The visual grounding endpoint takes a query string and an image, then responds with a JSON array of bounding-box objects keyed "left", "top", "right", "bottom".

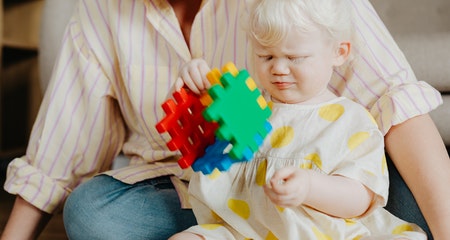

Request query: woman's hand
[{"left": 175, "top": 58, "right": 211, "bottom": 94}]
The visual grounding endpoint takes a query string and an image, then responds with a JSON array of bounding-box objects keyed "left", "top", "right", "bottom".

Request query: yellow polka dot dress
[{"left": 186, "top": 97, "right": 426, "bottom": 240}]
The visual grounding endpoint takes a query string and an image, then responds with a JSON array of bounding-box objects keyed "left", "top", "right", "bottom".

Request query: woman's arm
[
  {"left": 1, "top": 196, "right": 52, "bottom": 240},
  {"left": 385, "top": 114, "right": 450, "bottom": 239}
]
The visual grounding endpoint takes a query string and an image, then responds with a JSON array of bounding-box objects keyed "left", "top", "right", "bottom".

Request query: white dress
[{"left": 186, "top": 97, "right": 426, "bottom": 240}]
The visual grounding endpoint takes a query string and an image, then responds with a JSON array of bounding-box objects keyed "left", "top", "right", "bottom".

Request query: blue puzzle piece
[{"left": 192, "top": 139, "right": 239, "bottom": 174}]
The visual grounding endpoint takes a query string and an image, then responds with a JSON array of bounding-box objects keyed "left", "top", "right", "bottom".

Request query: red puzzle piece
[{"left": 155, "top": 88, "right": 218, "bottom": 168}]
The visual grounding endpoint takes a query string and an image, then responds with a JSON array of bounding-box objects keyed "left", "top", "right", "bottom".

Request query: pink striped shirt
[{"left": 4, "top": 0, "right": 442, "bottom": 213}]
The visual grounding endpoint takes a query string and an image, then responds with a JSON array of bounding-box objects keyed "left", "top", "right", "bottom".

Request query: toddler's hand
[
  {"left": 263, "top": 167, "right": 311, "bottom": 208},
  {"left": 175, "top": 58, "right": 211, "bottom": 94}
]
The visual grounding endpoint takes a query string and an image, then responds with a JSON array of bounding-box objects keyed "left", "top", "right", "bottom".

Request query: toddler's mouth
[{"left": 272, "top": 81, "right": 294, "bottom": 90}]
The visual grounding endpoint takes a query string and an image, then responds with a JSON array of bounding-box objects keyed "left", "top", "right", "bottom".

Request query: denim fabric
[
  {"left": 385, "top": 155, "right": 432, "bottom": 239},
  {"left": 63, "top": 175, "right": 197, "bottom": 240},
  {"left": 64, "top": 160, "right": 432, "bottom": 239}
]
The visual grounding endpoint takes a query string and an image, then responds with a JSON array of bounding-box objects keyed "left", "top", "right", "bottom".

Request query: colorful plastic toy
[
  {"left": 191, "top": 138, "right": 234, "bottom": 174},
  {"left": 155, "top": 62, "right": 272, "bottom": 174},
  {"left": 155, "top": 88, "right": 218, "bottom": 169},
  {"left": 203, "top": 63, "right": 272, "bottom": 161}
]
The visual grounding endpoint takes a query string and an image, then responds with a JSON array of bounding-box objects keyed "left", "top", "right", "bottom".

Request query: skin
[
  {"left": 254, "top": 29, "right": 375, "bottom": 216},
  {"left": 4, "top": 1, "right": 450, "bottom": 239},
  {"left": 175, "top": 59, "right": 211, "bottom": 95},
  {"left": 252, "top": 29, "right": 347, "bottom": 105},
  {"left": 173, "top": 23, "right": 450, "bottom": 239},
  {"left": 385, "top": 114, "right": 450, "bottom": 239},
  {"left": 0, "top": 196, "right": 52, "bottom": 240},
  {"left": 0, "top": 1, "right": 203, "bottom": 239},
  {"left": 171, "top": 28, "right": 376, "bottom": 240}
]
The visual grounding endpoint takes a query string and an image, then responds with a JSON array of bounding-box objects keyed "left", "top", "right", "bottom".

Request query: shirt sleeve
[
  {"left": 3, "top": 3, "right": 125, "bottom": 213},
  {"left": 330, "top": 0, "right": 443, "bottom": 135}
]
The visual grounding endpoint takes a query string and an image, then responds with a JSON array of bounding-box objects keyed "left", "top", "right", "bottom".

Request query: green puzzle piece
[{"left": 203, "top": 67, "right": 272, "bottom": 161}]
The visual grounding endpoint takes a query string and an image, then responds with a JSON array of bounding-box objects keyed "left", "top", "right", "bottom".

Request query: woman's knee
[
  {"left": 63, "top": 175, "right": 197, "bottom": 240},
  {"left": 63, "top": 175, "right": 120, "bottom": 239}
]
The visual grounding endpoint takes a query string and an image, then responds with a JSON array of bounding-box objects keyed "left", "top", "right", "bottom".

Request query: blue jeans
[
  {"left": 385, "top": 155, "right": 432, "bottom": 239},
  {"left": 64, "top": 159, "right": 432, "bottom": 239},
  {"left": 63, "top": 175, "right": 197, "bottom": 240}
]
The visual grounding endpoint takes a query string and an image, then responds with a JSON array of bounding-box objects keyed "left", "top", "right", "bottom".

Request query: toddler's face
[{"left": 253, "top": 29, "right": 341, "bottom": 104}]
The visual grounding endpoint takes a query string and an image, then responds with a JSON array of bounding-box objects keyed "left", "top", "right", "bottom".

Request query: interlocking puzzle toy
[
  {"left": 155, "top": 88, "right": 218, "bottom": 169},
  {"left": 199, "top": 63, "right": 272, "bottom": 167},
  {"left": 155, "top": 62, "right": 272, "bottom": 174},
  {"left": 191, "top": 138, "right": 234, "bottom": 174}
]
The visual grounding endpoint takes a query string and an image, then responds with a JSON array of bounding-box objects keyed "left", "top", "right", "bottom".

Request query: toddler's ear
[{"left": 333, "top": 42, "right": 351, "bottom": 66}]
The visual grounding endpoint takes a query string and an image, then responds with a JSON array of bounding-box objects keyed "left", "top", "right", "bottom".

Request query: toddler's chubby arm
[
  {"left": 264, "top": 167, "right": 374, "bottom": 219},
  {"left": 175, "top": 58, "right": 212, "bottom": 95}
]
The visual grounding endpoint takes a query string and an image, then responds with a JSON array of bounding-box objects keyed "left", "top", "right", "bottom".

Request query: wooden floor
[{"left": 0, "top": 181, "right": 68, "bottom": 239}]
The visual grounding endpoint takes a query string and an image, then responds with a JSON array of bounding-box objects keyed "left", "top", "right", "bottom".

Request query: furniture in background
[
  {"left": 0, "top": 2, "right": 67, "bottom": 239},
  {"left": 371, "top": 0, "right": 450, "bottom": 147},
  {"left": 0, "top": 0, "right": 44, "bottom": 169},
  {"left": 0, "top": 0, "right": 448, "bottom": 239}
]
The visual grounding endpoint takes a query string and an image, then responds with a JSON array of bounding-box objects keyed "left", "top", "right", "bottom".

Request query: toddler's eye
[
  {"left": 258, "top": 55, "right": 273, "bottom": 61},
  {"left": 288, "top": 56, "right": 305, "bottom": 63}
]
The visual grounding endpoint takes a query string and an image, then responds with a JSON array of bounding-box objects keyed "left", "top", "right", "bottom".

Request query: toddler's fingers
[
  {"left": 263, "top": 184, "right": 295, "bottom": 207},
  {"left": 188, "top": 67, "right": 207, "bottom": 91},
  {"left": 198, "top": 63, "right": 212, "bottom": 89},
  {"left": 174, "top": 77, "right": 184, "bottom": 91},
  {"left": 269, "top": 167, "right": 297, "bottom": 193},
  {"left": 180, "top": 69, "right": 201, "bottom": 94}
]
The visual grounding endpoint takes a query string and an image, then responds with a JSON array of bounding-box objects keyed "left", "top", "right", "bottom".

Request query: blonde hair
[{"left": 249, "top": 0, "right": 354, "bottom": 47}]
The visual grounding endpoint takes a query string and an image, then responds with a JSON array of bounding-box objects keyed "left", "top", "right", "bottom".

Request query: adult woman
[{"left": 2, "top": 0, "right": 449, "bottom": 239}]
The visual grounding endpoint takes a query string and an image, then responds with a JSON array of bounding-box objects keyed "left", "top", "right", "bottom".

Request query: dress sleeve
[
  {"left": 331, "top": 100, "right": 389, "bottom": 214},
  {"left": 329, "top": 0, "right": 442, "bottom": 135},
  {"left": 4, "top": 2, "right": 125, "bottom": 213}
]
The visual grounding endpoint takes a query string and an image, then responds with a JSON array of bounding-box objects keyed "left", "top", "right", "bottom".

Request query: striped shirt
[{"left": 4, "top": 0, "right": 442, "bottom": 213}]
